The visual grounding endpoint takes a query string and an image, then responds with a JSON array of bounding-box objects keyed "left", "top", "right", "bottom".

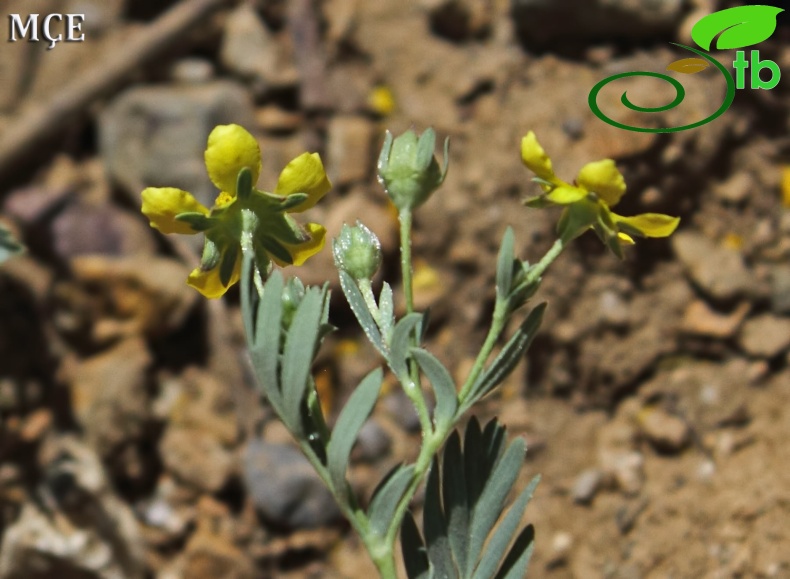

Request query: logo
[{"left": 589, "top": 5, "right": 784, "bottom": 133}]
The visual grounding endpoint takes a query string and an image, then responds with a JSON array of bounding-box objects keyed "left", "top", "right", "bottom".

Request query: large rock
[
  {"left": 0, "top": 436, "right": 144, "bottom": 579},
  {"left": 511, "top": 0, "right": 686, "bottom": 47},
  {"left": 64, "top": 337, "right": 152, "bottom": 457},
  {"left": 672, "top": 232, "right": 754, "bottom": 301},
  {"left": 99, "top": 81, "right": 257, "bottom": 208},
  {"left": 243, "top": 439, "right": 341, "bottom": 529}
]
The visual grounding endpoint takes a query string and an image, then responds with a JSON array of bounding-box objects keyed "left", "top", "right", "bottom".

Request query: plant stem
[
  {"left": 526, "top": 237, "right": 564, "bottom": 285},
  {"left": 458, "top": 298, "right": 507, "bottom": 401},
  {"left": 399, "top": 209, "right": 415, "bottom": 314},
  {"left": 459, "top": 237, "right": 565, "bottom": 402},
  {"left": 397, "top": 208, "right": 432, "bottom": 435}
]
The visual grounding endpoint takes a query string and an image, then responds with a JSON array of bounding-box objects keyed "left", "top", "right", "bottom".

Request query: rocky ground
[{"left": 1, "top": 0, "right": 790, "bottom": 577}]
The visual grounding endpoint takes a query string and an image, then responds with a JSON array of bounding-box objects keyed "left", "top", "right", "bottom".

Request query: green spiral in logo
[{"left": 588, "top": 44, "right": 736, "bottom": 133}]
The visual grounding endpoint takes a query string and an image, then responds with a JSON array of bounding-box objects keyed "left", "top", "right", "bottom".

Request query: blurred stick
[{"left": 0, "top": 0, "right": 235, "bottom": 179}]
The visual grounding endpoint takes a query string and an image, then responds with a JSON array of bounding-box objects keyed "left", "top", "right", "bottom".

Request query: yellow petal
[
  {"left": 280, "top": 223, "right": 327, "bottom": 266},
  {"left": 204, "top": 124, "right": 261, "bottom": 195},
  {"left": 546, "top": 185, "right": 587, "bottom": 205},
  {"left": 275, "top": 153, "right": 332, "bottom": 213},
  {"left": 520, "top": 131, "right": 556, "bottom": 182},
  {"left": 613, "top": 212, "right": 680, "bottom": 238},
  {"left": 577, "top": 159, "right": 626, "bottom": 206},
  {"left": 617, "top": 232, "right": 635, "bottom": 244},
  {"left": 141, "top": 187, "right": 209, "bottom": 234},
  {"left": 186, "top": 256, "right": 241, "bottom": 299}
]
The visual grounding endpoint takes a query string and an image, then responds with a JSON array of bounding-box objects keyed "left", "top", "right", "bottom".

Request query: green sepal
[
  {"left": 199, "top": 237, "right": 222, "bottom": 271},
  {"left": 522, "top": 196, "right": 552, "bottom": 209},
  {"left": 175, "top": 212, "right": 215, "bottom": 231},
  {"left": 278, "top": 192, "right": 310, "bottom": 211},
  {"left": 236, "top": 166, "right": 253, "bottom": 201},
  {"left": 218, "top": 244, "right": 239, "bottom": 287}
]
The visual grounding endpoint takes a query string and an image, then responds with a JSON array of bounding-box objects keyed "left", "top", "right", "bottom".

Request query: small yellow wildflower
[
  {"left": 521, "top": 131, "right": 679, "bottom": 257},
  {"left": 142, "top": 124, "right": 330, "bottom": 298}
]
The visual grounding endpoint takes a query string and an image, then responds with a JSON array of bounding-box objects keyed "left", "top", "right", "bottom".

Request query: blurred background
[{"left": 1, "top": 0, "right": 790, "bottom": 577}]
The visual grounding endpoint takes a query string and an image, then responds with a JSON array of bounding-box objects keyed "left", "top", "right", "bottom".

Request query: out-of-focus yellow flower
[
  {"left": 368, "top": 85, "right": 396, "bottom": 117},
  {"left": 521, "top": 131, "right": 679, "bottom": 257},
  {"left": 142, "top": 124, "right": 330, "bottom": 298}
]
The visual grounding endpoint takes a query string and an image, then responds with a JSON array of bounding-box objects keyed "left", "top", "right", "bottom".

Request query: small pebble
[
  {"left": 572, "top": 469, "right": 603, "bottom": 505},
  {"left": 638, "top": 407, "right": 690, "bottom": 453},
  {"left": 352, "top": 420, "right": 392, "bottom": 463},
  {"left": 244, "top": 439, "right": 341, "bottom": 529}
]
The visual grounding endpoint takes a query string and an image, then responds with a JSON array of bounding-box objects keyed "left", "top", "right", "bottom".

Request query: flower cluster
[
  {"left": 520, "top": 131, "right": 679, "bottom": 257},
  {"left": 141, "top": 124, "right": 330, "bottom": 298}
]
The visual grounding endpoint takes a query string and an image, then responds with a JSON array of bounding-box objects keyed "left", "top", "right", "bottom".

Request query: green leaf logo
[{"left": 691, "top": 5, "right": 784, "bottom": 50}]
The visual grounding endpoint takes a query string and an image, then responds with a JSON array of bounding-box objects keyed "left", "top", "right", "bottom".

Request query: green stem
[
  {"left": 526, "top": 237, "right": 564, "bottom": 285},
  {"left": 397, "top": 208, "right": 432, "bottom": 435},
  {"left": 399, "top": 209, "right": 415, "bottom": 314},
  {"left": 459, "top": 237, "right": 565, "bottom": 402},
  {"left": 458, "top": 298, "right": 507, "bottom": 401}
]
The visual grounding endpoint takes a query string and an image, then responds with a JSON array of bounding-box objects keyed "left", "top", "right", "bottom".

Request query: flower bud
[
  {"left": 377, "top": 128, "right": 448, "bottom": 211},
  {"left": 332, "top": 221, "right": 382, "bottom": 280}
]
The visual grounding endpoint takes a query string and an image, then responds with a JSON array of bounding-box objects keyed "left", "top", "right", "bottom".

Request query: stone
[
  {"left": 511, "top": 0, "right": 685, "bottom": 47},
  {"left": 426, "top": 0, "right": 493, "bottom": 42},
  {"left": 326, "top": 115, "right": 376, "bottom": 187},
  {"left": 738, "top": 314, "right": 790, "bottom": 358},
  {"left": 572, "top": 469, "right": 604, "bottom": 505},
  {"left": 64, "top": 337, "right": 152, "bottom": 457},
  {"left": 714, "top": 172, "right": 753, "bottom": 204},
  {"left": 172, "top": 528, "right": 256, "bottom": 579},
  {"left": 99, "top": 81, "right": 257, "bottom": 207},
  {"left": 168, "top": 368, "right": 239, "bottom": 447},
  {"left": 637, "top": 406, "right": 690, "bottom": 453},
  {"left": 681, "top": 299, "right": 750, "bottom": 339},
  {"left": 70, "top": 254, "right": 198, "bottom": 339},
  {"left": 220, "top": 3, "right": 297, "bottom": 91},
  {"left": 243, "top": 439, "right": 342, "bottom": 528},
  {"left": 0, "top": 436, "right": 144, "bottom": 579},
  {"left": 770, "top": 264, "right": 790, "bottom": 315},
  {"left": 351, "top": 420, "right": 392, "bottom": 463},
  {"left": 52, "top": 202, "right": 158, "bottom": 258},
  {"left": 0, "top": 0, "right": 34, "bottom": 111},
  {"left": 160, "top": 428, "right": 235, "bottom": 493},
  {"left": 672, "top": 232, "right": 754, "bottom": 301},
  {"left": 606, "top": 451, "right": 645, "bottom": 496}
]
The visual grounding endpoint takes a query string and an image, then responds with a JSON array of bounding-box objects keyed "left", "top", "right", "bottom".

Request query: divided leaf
[
  {"left": 401, "top": 418, "right": 538, "bottom": 579},
  {"left": 281, "top": 287, "right": 325, "bottom": 433},
  {"left": 496, "top": 227, "right": 515, "bottom": 301},
  {"left": 462, "top": 303, "right": 546, "bottom": 413},
  {"left": 411, "top": 348, "right": 458, "bottom": 427},
  {"left": 327, "top": 368, "right": 383, "bottom": 492},
  {"left": 339, "top": 270, "right": 385, "bottom": 355},
  {"left": 389, "top": 313, "right": 423, "bottom": 380},
  {"left": 368, "top": 464, "right": 416, "bottom": 538},
  {"left": 248, "top": 272, "right": 287, "bottom": 420}
]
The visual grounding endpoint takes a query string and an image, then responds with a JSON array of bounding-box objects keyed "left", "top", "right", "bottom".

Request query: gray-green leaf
[
  {"left": 339, "top": 270, "right": 385, "bottom": 355},
  {"left": 411, "top": 348, "right": 458, "bottom": 428},
  {"left": 327, "top": 368, "right": 383, "bottom": 492},
  {"left": 368, "top": 464, "right": 415, "bottom": 538},
  {"left": 389, "top": 313, "right": 423, "bottom": 380},
  {"left": 281, "top": 287, "right": 324, "bottom": 433}
]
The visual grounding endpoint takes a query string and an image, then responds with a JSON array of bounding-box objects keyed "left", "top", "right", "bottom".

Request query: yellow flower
[
  {"left": 521, "top": 131, "right": 679, "bottom": 257},
  {"left": 141, "top": 124, "right": 330, "bottom": 298}
]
